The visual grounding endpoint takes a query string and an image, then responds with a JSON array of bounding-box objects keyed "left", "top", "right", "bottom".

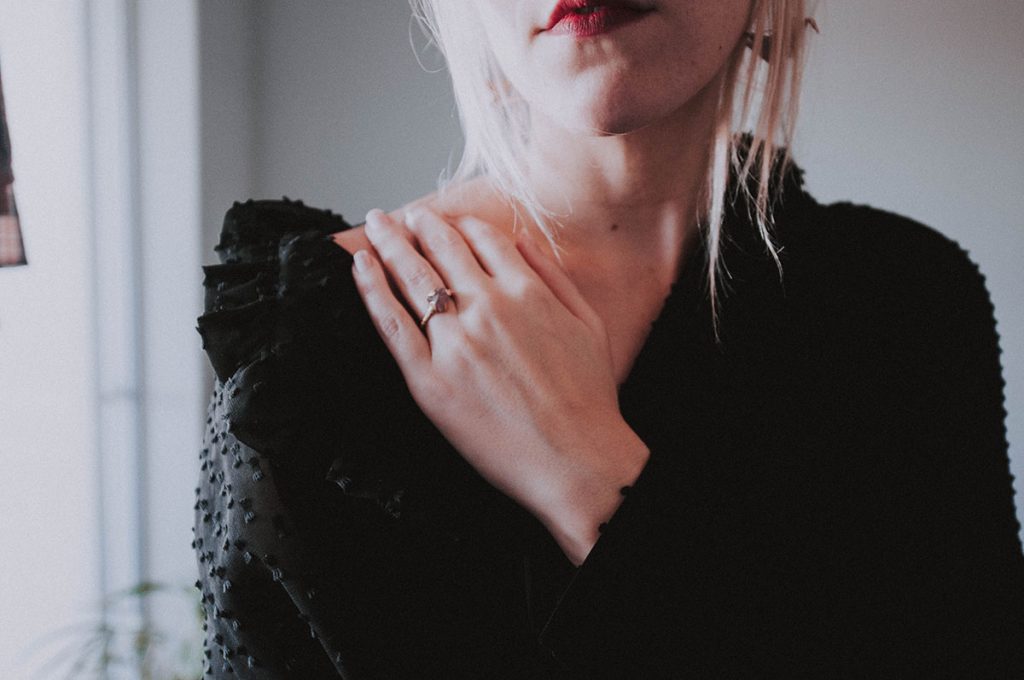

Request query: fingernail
[
  {"left": 364, "top": 209, "right": 386, "bottom": 234},
  {"left": 405, "top": 208, "right": 425, "bottom": 229},
  {"left": 354, "top": 250, "right": 370, "bottom": 272}
]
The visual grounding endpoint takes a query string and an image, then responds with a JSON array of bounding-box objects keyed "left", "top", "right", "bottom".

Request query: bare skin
[{"left": 331, "top": 176, "right": 699, "bottom": 390}]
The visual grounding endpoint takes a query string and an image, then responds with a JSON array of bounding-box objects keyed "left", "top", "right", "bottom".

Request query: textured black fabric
[{"left": 192, "top": 163, "right": 1024, "bottom": 678}]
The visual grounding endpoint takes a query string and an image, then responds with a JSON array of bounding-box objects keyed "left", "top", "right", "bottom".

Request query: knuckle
[
  {"left": 508, "top": 275, "right": 538, "bottom": 301},
  {"left": 439, "top": 229, "right": 464, "bottom": 248},
  {"left": 458, "top": 215, "right": 496, "bottom": 240},
  {"left": 407, "top": 265, "right": 434, "bottom": 287},
  {"left": 379, "top": 314, "right": 402, "bottom": 341},
  {"left": 459, "top": 304, "right": 489, "bottom": 336},
  {"left": 404, "top": 207, "right": 427, "bottom": 227},
  {"left": 426, "top": 229, "right": 461, "bottom": 252}
]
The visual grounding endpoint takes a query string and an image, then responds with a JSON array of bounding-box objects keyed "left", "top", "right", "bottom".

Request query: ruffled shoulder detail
[
  {"left": 213, "top": 197, "right": 356, "bottom": 266},
  {"left": 199, "top": 197, "right": 357, "bottom": 381},
  {"left": 196, "top": 197, "right": 421, "bottom": 517},
  {"left": 199, "top": 196, "right": 356, "bottom": 378}
]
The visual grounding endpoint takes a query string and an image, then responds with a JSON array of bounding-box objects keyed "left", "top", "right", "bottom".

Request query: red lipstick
[{"left": 545, "top": 0, "right": 654, "bottom": 38}]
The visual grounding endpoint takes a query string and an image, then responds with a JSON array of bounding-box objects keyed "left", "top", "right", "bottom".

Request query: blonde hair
[{"left": 408, "top": 0, "right": 813, "bottom": 338}]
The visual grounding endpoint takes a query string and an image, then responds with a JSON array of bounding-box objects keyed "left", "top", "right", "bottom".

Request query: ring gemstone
[{"left": 428, "top": 287, "right": 453, "bottom": 312}]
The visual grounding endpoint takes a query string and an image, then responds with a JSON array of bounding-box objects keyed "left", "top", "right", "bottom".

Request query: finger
[
  {"left": 350, "top": 247, "right": 433, "bottom": 388},
  {"left": 404, "top": 207, "right": 488, "bottom": 292},
  {"left": 364, "top": 208, "right": 460, "bottom": 339},
  {"left": 515, "top": 228, "right": 603, "bottom": 330},
  {"left": 448, "top": 213, "right": 534, "bottom": 287}
]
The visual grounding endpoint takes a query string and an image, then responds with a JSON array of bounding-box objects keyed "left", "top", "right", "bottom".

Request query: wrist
[{"left": 546, "top": 421, "right": 650, "bottom": 566}]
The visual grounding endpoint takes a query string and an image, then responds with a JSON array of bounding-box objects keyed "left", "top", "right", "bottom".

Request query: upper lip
[{"left": 544, "top": 0, "right": 654, "bottom": 31}]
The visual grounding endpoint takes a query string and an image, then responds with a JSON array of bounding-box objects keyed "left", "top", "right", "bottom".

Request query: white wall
[
  {"left": 199, "top": 0, "right": 258, "bottom": 272},
  {"left": 0, "top": 2, "right": 101, "bottom": 674},
  {"left": 248, "top": 0, "right": 462, "bottom": 221},
  {"left": 135, "top": 1, "right": 204, "bottom": 668},
  {"left": 0, "top": 1, "right": 204, "bottom": 677}
]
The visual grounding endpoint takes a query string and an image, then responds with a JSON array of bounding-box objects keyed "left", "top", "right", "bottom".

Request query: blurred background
[{"left": 0, "top": 1, "right": 1021, "bottom": 677}]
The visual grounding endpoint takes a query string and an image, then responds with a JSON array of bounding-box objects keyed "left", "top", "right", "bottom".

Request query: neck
[{"left": 516, "top": 72, "right": 722, "bottom": 260}]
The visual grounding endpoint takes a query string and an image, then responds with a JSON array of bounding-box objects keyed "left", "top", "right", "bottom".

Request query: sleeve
[
  {"left": 854, "top": 226, "right": 1024, "bottom": 675},
  {"left": 537, "top": 453, "right": 721, "bottom": 677},
  {"left": 536, "top": 221, "right": 1024, "bottom": 678},
  {"left": 536, "top": 446, "right": 769, "bottom": 678},
  {"left": 192, "top": 198, "right": 397, "bottom": 678},
  {"left": 195, "top": 382, "right": 360, "bottom": 678}
]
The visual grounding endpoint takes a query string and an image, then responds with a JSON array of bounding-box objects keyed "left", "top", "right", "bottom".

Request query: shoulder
[
  {"left": 767, "top": 193, "right": 1002, "bottom": 380},
  {"left": 788, "top": 195, "right": 976, "bottom": 273},
  {"left": 213, "top": 197, "right": 355, "bottom": 264},
  {"left": 777, "top": 193, "right": 992, "bottom": 315},
  {"left": 199, "top": 184, "right": 504, "bottom": 385},
  {"left": 724, "top": 156, "right": 990, "bottom": 318},
  {"left": 215, "top": 177, "right": 522, "bottom": 262},
  {"left": 199, "top": 197, "right": 366, "bottom": 383}
]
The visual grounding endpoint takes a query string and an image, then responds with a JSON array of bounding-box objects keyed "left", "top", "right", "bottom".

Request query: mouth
[{"left": 544, "top": 0, "right": 655, "bottom": 32}]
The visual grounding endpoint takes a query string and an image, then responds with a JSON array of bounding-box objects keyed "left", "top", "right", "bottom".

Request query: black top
[{"left": 192, "top": 159, "right": 1024, "bottom": 679}]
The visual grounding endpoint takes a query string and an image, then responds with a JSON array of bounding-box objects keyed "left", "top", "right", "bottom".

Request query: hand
[{"left": 351, "top": 206, "right": 650, "bottom": 565}]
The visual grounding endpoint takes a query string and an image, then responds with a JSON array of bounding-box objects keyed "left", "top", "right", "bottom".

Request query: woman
[{"left": 192, "top": 1, "right": 1024, "bottom": 678}]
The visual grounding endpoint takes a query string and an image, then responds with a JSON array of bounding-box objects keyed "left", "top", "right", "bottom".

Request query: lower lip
[{"left": 547, "top": 7, "right": 652, "bottom": 38}]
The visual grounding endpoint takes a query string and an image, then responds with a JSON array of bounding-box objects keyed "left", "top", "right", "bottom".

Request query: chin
[
  {"left": 539, "top": 90, "right": 680, "bottom": 137},
  {"left": 582, "top": 110, "right": 653, "bottom": 136},
  {"left": 543, "top": 66, "right": 697, "bottom": 134}
]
